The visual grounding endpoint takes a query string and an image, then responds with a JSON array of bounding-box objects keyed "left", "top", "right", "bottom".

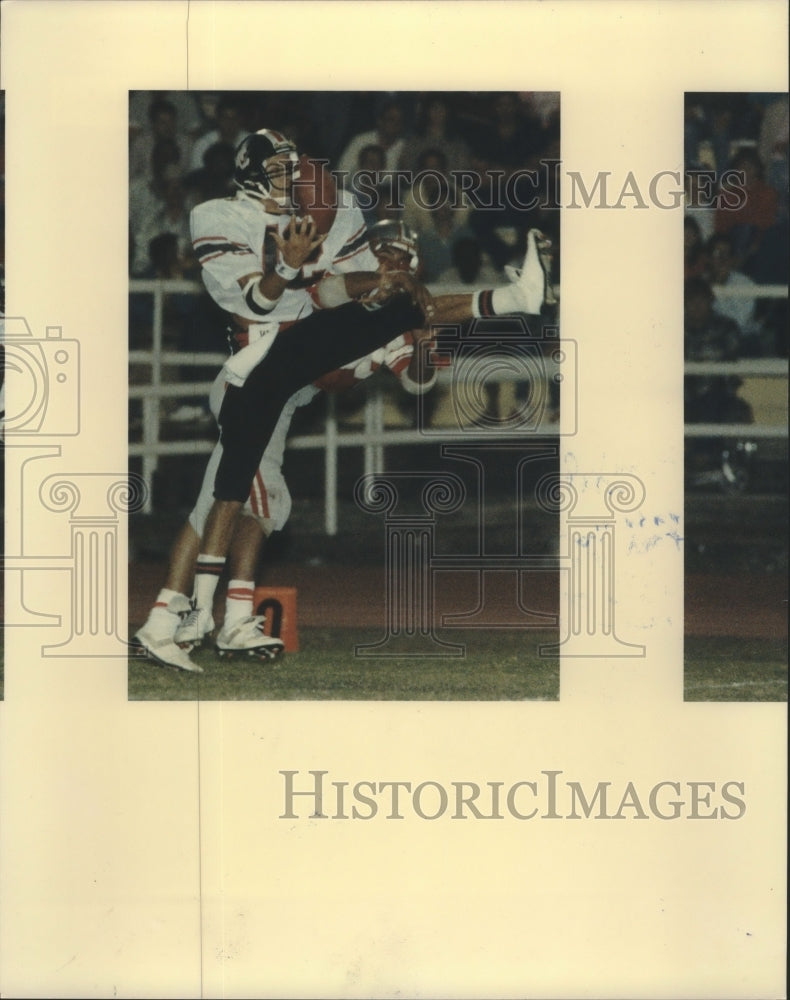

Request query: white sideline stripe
[{"left": 687, "top": 679, "right": 787, "bottom": 689}]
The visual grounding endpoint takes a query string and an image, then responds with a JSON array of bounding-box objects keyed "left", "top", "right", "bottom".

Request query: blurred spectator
[
  {"left": 250, "top": 91, "right": 324, "bottom": 158},
  {"left": 436, "top": 237, "right": 501, "bottom": 287},
  {"left": 519, "top": 92, "right": 561, "bottom": 133},
  {"left": 337, "top": 99, "right": 407, "bottom": 187},
  {"left": 684, "top": 168, "right": 717, "bottom": 241},
  {"left": 684, "top": 99, "right": 706, "bottom": 170},
  {"left": 130, "top": 90, "right": 202, "bottom": 140},
  {"left": 129, "top": 136, "right": 183, "bottom": 240},
  {"left": 147, "top": 231, "right": 195, "bottom": 282},
  {"left": 347, "top": 143, "right": 387, "bottom": 226},
  {"left": 465, "top": 92, "right": 545, "bottom": 269},
  {"left": 715, "top": 148, "right": 781, "bottom": 280},
  {"left": 131, "top": 168, "right": 195, "bottom": 278},
  {"left": 367, "top": 177, "right": 403, "bottom": 224},
  {"left": 399, "top": 93, "right": 472, "bottom": 175},
  {"left": 684, "top": 277, "right": 752, "bottom": 425},
  {"left": 309, "top": 90, "right": 359, "bottom": 164},
  {"left": 402, "top": 149, "right": 475, "bottom": 281},
  {"left": 684, "top": 216, "right": 708, "bottom": 279},
  {"left": 703, "top": 99, "right": 737, "bottom": 175},
  {"left": 189, "top": 95, "right": 250, "bottom": 172},
  {"left": 757, "top": 96, "right": 789, "bottom": 175},
  {"left": 185, "top": 140, "right": 236, "bottom": 206},
  {"left": 705, "top": 233, "right": 768, "bottom": 355},
  {"left": 685, "top": 93, "right": 756, "bottom": 172},
  {"left": 685, "top": 93, "right": 788, "bottom": 357},
  {"left": 757, "top": 94, "right": 789, "bottom": 225},
  {"left": 130, "top": 97, "right": 194, "bottom": 181}
]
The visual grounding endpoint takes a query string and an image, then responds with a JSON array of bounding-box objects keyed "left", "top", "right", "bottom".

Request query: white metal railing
[{"left": 129, "top": 279, "right": 788, "bottom": 531}]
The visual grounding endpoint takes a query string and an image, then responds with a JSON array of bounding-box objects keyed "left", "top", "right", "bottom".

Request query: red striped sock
[
  {"left": 225, "top": 579, "right": 254, "bottom": 625},
  {"left": 473, "top": 289, "right": 496, "bottom": 318}
]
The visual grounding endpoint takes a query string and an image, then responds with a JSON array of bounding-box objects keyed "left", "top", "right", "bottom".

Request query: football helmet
[
  {"left": 234, "top": 129, "right": 300, "bottom": 205},
  {"left": 367, "top": 220, "right": 420, "bottom": 273}
]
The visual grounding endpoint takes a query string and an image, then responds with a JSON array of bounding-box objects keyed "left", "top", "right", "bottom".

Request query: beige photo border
[{"left": 1, "top": 1, "right": 787, "bottom": 997}]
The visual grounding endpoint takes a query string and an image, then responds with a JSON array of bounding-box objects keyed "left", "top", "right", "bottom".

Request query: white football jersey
[
  {"left": 190, "top": 189, "right": 378, "bottom": 324},
  {"left": 312, "top": 189, "right": 379, "bottom": 279},
  {"left": 190, "top": 193, "right": 313, "bottom": 324}
]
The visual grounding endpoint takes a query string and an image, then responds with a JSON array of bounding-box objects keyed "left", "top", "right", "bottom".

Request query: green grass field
[
  {"left": 122, "top": 630, "right": 788, "bottom": 703},
  {"left": 127, "top": 628, "right": 562, "bottom": 701},
  {"left": 683, "top": 636, "right": 788, "bottom": 701}
]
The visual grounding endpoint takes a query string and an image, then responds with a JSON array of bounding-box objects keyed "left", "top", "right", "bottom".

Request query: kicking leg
[{"left": 432, "top": 229, "right": 555, "bottom": 323}]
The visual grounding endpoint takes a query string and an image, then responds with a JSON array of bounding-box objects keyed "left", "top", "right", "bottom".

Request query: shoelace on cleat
[{"left": 177, "top": 602, "right": 203, "bottom": 638}]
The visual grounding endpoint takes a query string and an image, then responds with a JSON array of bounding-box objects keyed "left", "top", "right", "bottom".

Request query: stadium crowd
[
  {"left": 128, "top": 90, "right": 560, "bottom": 287},
  {"left": 684, "top": 92, "right": 788, "bottom": 365},
  {"left": 683, "top": 92, "right": 788, "bottom": 490},
  {"left": 127, "top": 90, "right": 786, "bottom": 466},
  {"left": 128, "top": 90, "right": 562, "bottom": 427}
]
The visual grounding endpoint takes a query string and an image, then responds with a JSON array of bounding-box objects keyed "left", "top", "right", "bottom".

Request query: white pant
[
  {"left": 188, "top": 372, "right": 318, "bottom": 537},
  {"left": 188, "top": 441, "right": 293, "bottom": 537}
]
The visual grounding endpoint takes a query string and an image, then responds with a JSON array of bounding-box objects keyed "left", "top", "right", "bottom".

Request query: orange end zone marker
[{"left": 253, "top": 586, "right": 299, "bottom": 652}]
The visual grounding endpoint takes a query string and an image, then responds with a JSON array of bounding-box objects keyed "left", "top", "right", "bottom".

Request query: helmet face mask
[
  {"left": 262, "top": 155, "right": 300, "bottom": 205},
  {"left": 374, "top": 246, "right": 413, "bottom": 273},
  {"left": 368, "top": 220, "right": 420, "bottom": 273},
  {"left": 234, "top": 129, "right": 300, "bottom": 205}
]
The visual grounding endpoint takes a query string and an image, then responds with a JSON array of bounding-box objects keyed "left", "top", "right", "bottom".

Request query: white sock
[
  {"left": 472, "top": 286, "right": 523, "bottom": 318},
  {"left": 145, "top": 588, "right": 187, "bottom": 636},
  {"left": 194, "top": 554, "right": 225, "bottom": 617},
  {"left": 152, "top": 587, "right": 182, "bottom": 609},
  {"left": 225, "top": 579, "right": 255, "bottom": 626}
]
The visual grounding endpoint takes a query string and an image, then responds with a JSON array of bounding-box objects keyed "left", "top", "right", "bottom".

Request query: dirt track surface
[{"left": 128, "top": 562, "right": 786, "bottom": 639}]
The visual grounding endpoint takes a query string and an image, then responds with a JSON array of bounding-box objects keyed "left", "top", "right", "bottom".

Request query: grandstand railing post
[
  {"left": 373, "top": 384, "right": 385, "bottom": 474},
  {"left": 324, "top": 393, "right": 338, "bottom": 536},
  {"left": 363, "top": 388, "right": 375, "bottom": 481}
]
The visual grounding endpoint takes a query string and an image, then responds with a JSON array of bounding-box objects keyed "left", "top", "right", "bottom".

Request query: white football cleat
[
  {"left": 216, "top": 615, "right": 285, "bottom": 660},
  {"left": 505, "top": 228, "right": 557, "bottom": 313},
  {"left": 134, "top": 624, "right": 204, "bottom": 673},
  {"left": 175, "top": 604, "right": 215, "bottom": 650},
  {"left": 133, "top": 593, "right": 204, "bottom": 673}
]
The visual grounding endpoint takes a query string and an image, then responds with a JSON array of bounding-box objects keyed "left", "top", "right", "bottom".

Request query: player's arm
[
  {"left": 315, "top": 268, "right": 435, "bottom": 318},
  {"left": 240, "top": 215, "right": 327, "bottom": 314}
]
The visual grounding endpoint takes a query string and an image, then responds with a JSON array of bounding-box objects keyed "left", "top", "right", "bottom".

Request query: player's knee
[{"left": 213, "top": 471, "right": 257, "bottom": 504}]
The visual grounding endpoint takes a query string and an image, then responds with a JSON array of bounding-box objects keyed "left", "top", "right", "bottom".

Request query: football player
[
  {"left": 134, "top": 222, "right": 441, "bottom": 669},
  {"left": 134, "top": 128, "right": 554, "bottom": 671}
]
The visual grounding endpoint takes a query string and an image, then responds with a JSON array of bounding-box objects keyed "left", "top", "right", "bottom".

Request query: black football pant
[{"left": 214, "top": 295, "right": 424, "bottom": 502}]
